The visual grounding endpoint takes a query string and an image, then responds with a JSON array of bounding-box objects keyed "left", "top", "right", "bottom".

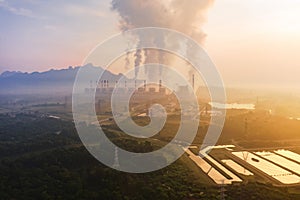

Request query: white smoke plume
[
  {"left": 111, "top": 0, "right": 214, "bottom": 78},
  {"left": 134, "top": 49, "right": 142, "bottom": 77}
]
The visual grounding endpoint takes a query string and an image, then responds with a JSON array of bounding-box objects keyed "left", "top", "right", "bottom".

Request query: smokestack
[
  {"left": 64, "top": 96, "right": 68, "bottom": 108},
  {"left": 192, "top": 74, "right": 195, "bottom": 90},
  {"left": 159, "top": 80, "right": 162, "bottom": 88},
  {"left": 144, "top": 80, "right": 146, "bottom": 88}
]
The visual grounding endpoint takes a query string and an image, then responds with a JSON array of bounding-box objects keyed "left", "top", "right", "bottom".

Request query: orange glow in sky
[{"left": 1, "top": 0, "right": 300, "bottom": 88}]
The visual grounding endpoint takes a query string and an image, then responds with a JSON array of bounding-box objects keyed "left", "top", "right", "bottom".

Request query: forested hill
[{"left": 0, "top": 64, "right": 124, "bottom": 95}]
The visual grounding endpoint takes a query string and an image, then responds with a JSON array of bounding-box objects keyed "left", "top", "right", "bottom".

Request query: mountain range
[{"left": 0, "top": 64, "right": 125, "bottom": 94}]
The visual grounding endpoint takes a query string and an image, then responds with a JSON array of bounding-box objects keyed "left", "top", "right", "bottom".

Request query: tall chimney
[
  {"left": 192, "top": 74, "right": 195, "bottom": 90},
  {"left": 159, "top": 80, "right": 162, "bottom": 88}
]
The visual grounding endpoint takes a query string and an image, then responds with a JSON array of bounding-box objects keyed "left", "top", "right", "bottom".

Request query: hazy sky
[{"left": 1, "top": 0, "right": 300, "bottom": 88}]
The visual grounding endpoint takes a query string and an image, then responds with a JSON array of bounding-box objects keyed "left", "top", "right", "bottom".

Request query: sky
[
  {"left": 1, "top": 0, "right": 300, "bottom": 88},
  {"left": 0, "top": 0, "right": 117, "bottom": 72}
]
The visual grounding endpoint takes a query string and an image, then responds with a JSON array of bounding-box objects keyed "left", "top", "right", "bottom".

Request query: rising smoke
[{"left": 111, "top": 0, "right": 214, "bottom": 79}]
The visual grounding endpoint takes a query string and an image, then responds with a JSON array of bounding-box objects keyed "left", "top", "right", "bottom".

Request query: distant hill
[
  {"left": 0, "top": 64, "right": 126, "bottom": 95},
  {"left": 0, "top": 71, "right": 24, "bottom": 78}
]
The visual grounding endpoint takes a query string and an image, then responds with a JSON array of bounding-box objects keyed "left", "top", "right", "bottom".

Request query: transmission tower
[{"left": 112, "top": 147, "right": 120, "bottom": 169}]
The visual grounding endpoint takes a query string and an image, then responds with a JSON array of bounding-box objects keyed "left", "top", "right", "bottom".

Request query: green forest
[{"left": 0, "top": 114, "right": 299, "bottom": 200}]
